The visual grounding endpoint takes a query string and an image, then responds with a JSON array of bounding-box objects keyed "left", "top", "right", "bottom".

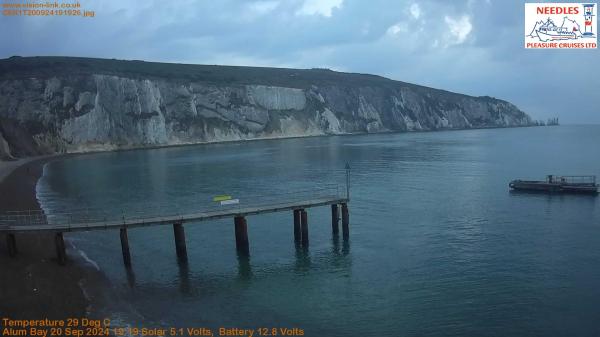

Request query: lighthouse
[{"left": 583, "top": 4, "right": 595, "bottom": 36}]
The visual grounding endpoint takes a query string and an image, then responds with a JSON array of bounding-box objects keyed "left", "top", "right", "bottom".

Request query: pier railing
[
  {"left": 0, "top": 183, "right": 345, "bottom": 229},
  {"left": 1, "top": 173, "right": 352, "bottom": 266}
]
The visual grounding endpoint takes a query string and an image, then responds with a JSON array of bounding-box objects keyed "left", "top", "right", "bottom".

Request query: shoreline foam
[{"left": 33, "top": 157, "right": 145, "bottom": 333}]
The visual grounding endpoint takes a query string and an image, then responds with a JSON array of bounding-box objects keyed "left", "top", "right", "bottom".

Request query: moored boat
[{"left": 509, "top": 175, "right": 598, "bottom": 194}]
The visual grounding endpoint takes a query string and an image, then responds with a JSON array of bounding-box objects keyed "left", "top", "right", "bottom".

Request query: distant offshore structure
[{"left": 533, "top": 117, "right": 559, "bottom": 126}]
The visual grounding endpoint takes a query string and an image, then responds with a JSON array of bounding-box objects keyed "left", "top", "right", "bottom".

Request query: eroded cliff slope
[{"left": 0, "top": 56, "right": 532, "bottom": 157}]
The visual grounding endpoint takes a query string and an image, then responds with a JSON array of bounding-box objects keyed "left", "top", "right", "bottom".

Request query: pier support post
[
  {"left": 6, "top": 233, "right": 17, "bottom": 257},
  {"left": 120, "top": 228, "right": 132, "bottom": 268},
  {"left": 293, "top": 209, "right": 301, "bottom": 243},
  {"left": 55, "top": 232, "right": 66, "bottom": 265},
  {"left": 341, "top": 203, "right": 349, "bottom": 238},
  {"left": 300, "top": 210, "right": 309, "bottom": 247},
  {"left": 331, "top": 204, "right": 339, "bottom": 235},
  {"left": 173, "top": 223, "right": 188, "bottom": 263},
  {"left": 234, "top": 216, "right": 249, "bottom": 255}
]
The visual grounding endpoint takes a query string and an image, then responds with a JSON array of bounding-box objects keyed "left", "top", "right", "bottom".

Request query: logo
[{"left": 525, "top": 3, "right": 597, "bottom": 49}]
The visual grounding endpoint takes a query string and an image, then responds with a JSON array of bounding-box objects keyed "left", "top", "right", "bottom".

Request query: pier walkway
[{"left": 0, "top": 175, "right": 351, "bottom": 266}]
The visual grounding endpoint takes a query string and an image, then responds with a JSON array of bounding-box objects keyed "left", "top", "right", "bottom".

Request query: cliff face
[{"left": 0, "top": 57, "right": 532, "bottom": 156}]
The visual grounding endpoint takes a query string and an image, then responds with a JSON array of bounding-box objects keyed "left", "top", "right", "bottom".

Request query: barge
[{"left": 509, "top": 175, "right": 598, "bottom": 194}]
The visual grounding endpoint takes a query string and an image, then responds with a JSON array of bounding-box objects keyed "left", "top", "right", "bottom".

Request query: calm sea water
[{"left": 37, "top": 126, "right": 600, "bottom": 336}]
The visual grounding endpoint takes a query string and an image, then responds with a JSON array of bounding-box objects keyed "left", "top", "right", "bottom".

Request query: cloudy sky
[{"left": 1, "top": 0, "right": 598, "bottom": 123}]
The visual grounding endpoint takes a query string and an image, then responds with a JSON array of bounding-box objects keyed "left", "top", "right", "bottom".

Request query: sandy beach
[{"left": 0, "top": 156, "right": 91, "bottom": 319}]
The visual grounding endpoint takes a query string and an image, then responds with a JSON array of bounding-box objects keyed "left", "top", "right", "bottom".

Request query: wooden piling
[
  {"left": 300, "top": 210, "right": 308, "bottom": 247},
  {"left": 234, "top": 216, "right": 249, "bottom": 254},
  {"left": 6, "top": 233, "right": 17, "bottom": 257},
  {"left": 55, "top": 232, "right": 66, "bottom": 265},
  {"left": 120, "top": 228, "right": 132, "bottom": 267},
  {"left": 341, "top": 203, "right": 349, "bottom": 238},
  {"left": 293, "top": 209, "right": 301, "bottom": 243},
  {"left": 173, "top": 223, "right": 188, "bottom": 262},
  {"left": 331, "top": 204, "right": 339, "bottom": 235}
]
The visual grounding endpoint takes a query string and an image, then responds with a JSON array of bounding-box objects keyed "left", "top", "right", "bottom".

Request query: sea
[{"left": 36, "top": 125, "right": 600, "bottom": 337}]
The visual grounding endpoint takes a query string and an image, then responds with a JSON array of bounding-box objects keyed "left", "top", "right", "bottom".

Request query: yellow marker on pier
[{"left": 213, "top": 195, "right": 232, "bottom": 202}]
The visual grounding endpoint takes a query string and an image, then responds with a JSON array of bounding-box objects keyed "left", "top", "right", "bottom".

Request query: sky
[{"left": 1, "top": 0, "right": 599, "bottom": 123}]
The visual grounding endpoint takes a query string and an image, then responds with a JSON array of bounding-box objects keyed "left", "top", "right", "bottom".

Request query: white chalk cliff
[{"left": 0, "top": 57, "right": 532, "bottom": 157}]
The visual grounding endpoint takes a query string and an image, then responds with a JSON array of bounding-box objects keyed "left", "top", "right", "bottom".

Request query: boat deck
[{"left": 509, "top": 175, "right": 598, "bottom": 194}]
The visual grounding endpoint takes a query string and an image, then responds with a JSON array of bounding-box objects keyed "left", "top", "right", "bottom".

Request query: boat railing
[{"left": 548, "top": 175, "right": 597, "bottom": 185}]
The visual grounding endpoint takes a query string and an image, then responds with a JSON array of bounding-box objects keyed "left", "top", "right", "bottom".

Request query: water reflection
[
  {"left": 342, "top": 238, "right": 350, "bottom": 256},
  {"left": 178, "top": 261, "right": 191, "bottom": 294},
  {"left": 236, "top": 252, "right": 253, "bottom": 280},
  {"left": 332, "top": 234, "right": 348, "bottom": 254},
  {"left": 125, "top": 268, "right": 136, "bottom": 288},
  {"left": 294, "top": 243, "right": 311, "bottom": 272},
  {"left": 332, "top": 234, "right": 340, "bottom": 254}
]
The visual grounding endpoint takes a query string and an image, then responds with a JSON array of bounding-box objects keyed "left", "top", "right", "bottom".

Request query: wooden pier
[{"left": 0, "top": 180, "right": 351, "bottom": 266}]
